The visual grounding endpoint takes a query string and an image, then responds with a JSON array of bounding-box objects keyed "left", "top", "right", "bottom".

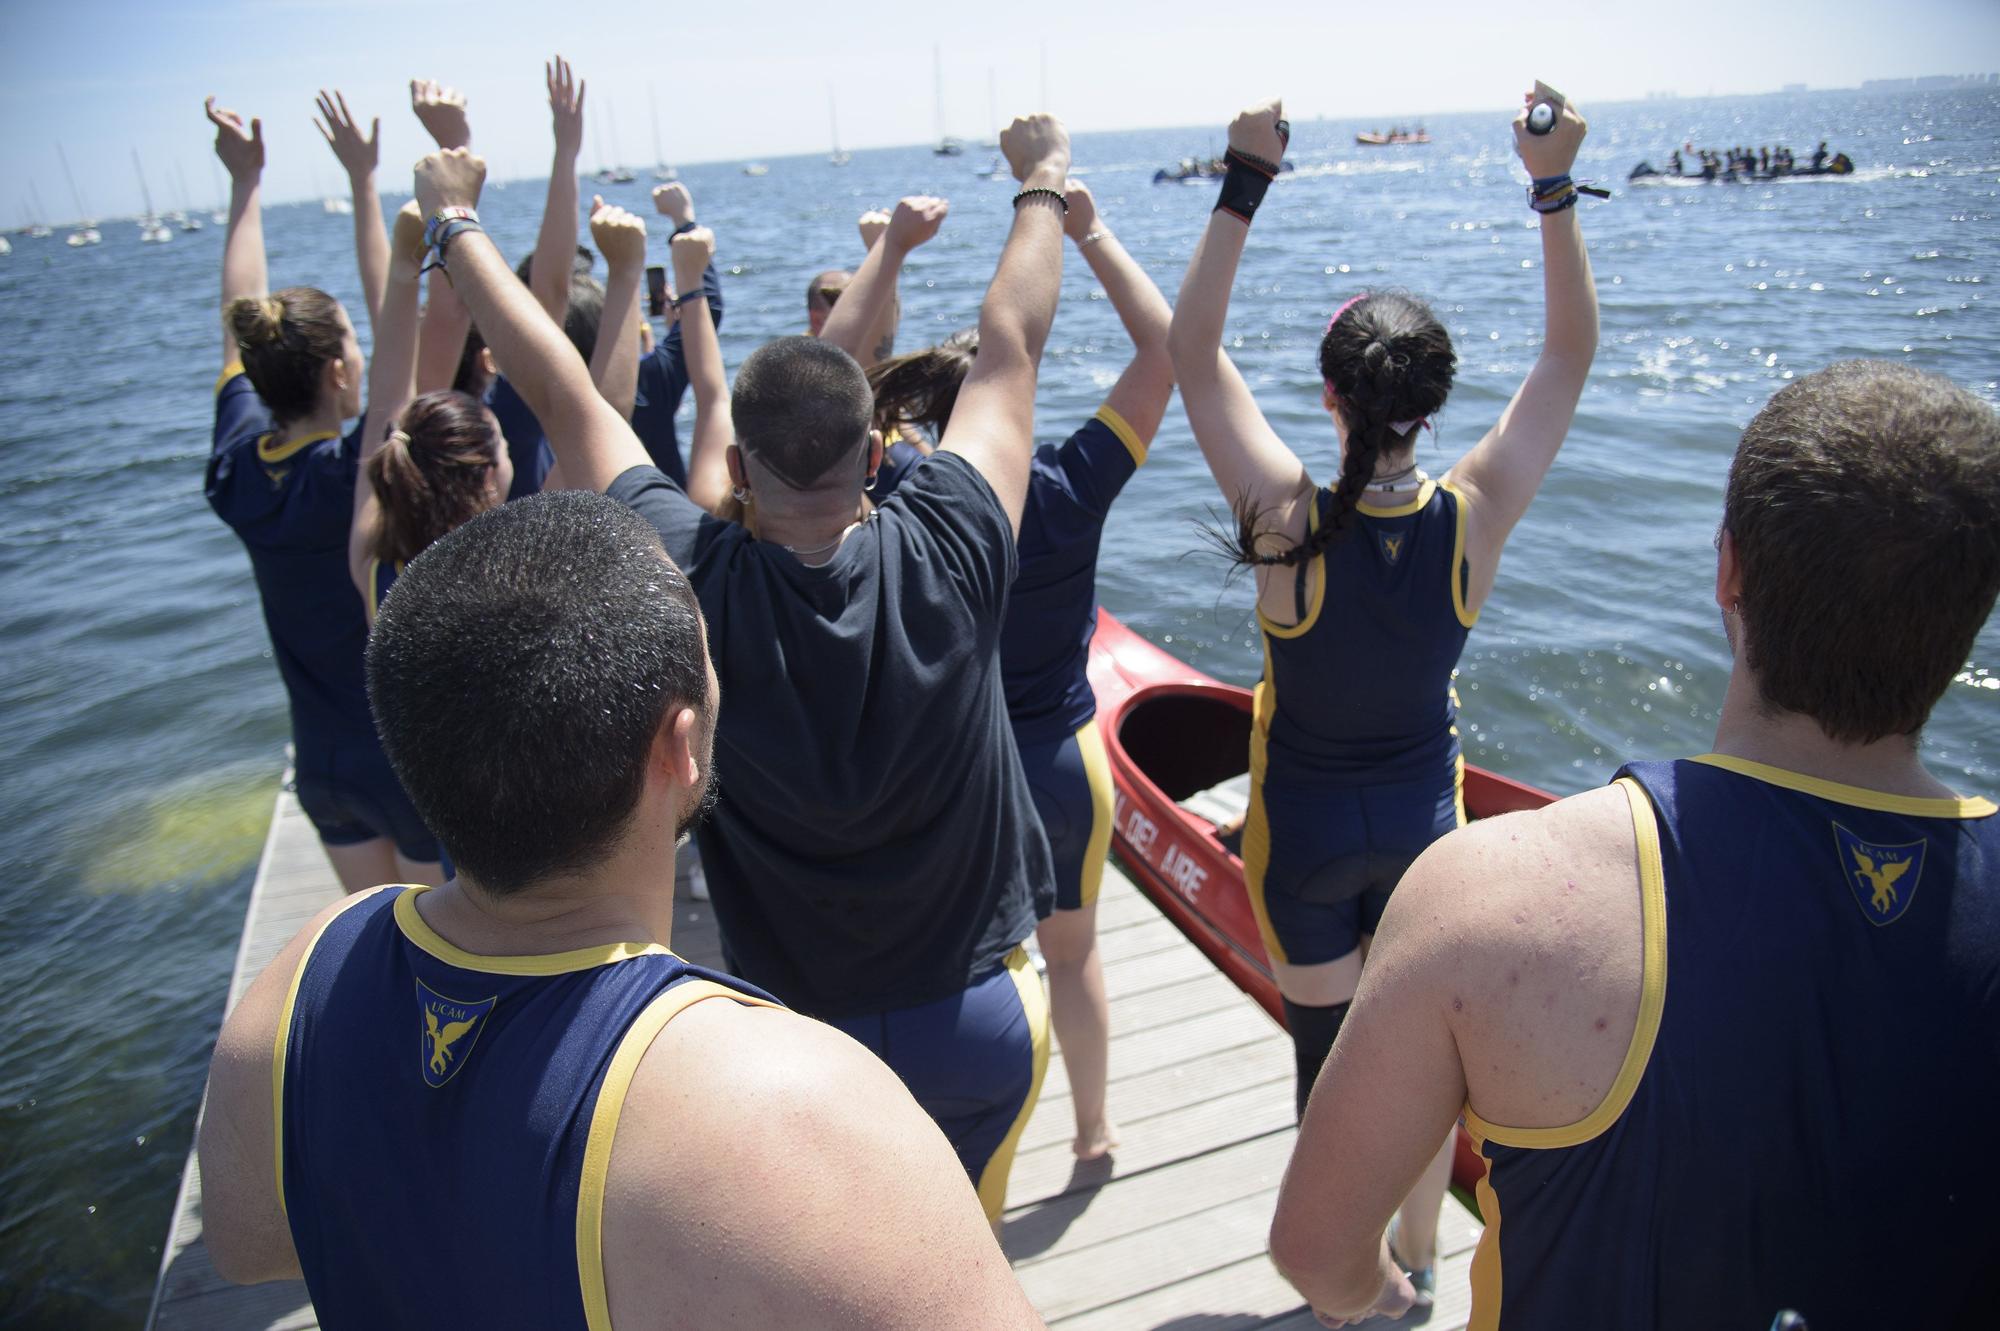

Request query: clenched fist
[{"left": 413, "top": 147, "right": 486, "bottom": 219}]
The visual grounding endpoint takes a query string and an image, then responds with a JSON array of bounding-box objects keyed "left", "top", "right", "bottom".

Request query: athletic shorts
[
  {"left": 1245, "top": 766, "right": 1462, "bottom": 966},
  {"left": 1016, "top": 718, "right": 1116, "bottom": 914},
  {"left": 293, "top": 733, "right": 442, "bottom": 865},
  {"left": 829, "top": 946, "right": 1050, "bottom": 1222}
]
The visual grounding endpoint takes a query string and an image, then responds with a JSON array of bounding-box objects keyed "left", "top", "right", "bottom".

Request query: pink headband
[{"left": 1324, "top": 291, "right": 1430, "bottom": 437}]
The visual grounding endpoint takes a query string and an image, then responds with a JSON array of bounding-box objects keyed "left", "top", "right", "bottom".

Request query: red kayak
[{"left": 1086, "top": 608, "right": 1555, "bottom": 1189}]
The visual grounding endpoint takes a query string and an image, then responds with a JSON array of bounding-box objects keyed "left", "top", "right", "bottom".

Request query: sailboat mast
[
  {"left": 57, "top": 143, "right": 90, "bottom": 222},
  {"left": 649, "top": 85, "right": 664, "bottom": 166},
  {"left": 934, "top": 45, "right": 946, "bottom": 142},
  {"left": 132, "top": 149, "right": 156, "bottom": 218},
  {"left": 830, "top": 87, "right": 841, "bottom": 153},
  {"left": 988, "top": 68, "right": 997, "bottom": 137}
]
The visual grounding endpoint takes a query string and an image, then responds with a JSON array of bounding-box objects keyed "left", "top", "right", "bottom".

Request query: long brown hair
[
  {"left": 865, "top": 326, "right": 977, "bottom": 443},
  {"left": 226, "top": 287, "right": 347, "bottom": 426},
  {"left": 367, "top": 392, "right": 504, "bottom": 565}
]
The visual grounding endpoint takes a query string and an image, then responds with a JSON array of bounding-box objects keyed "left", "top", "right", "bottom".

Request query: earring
[
  {"left": 731, "top": 485, "right": 752, "bottom": 505},
  {"left": 863, "top": 470, "right": 880, "bottom": 494}
]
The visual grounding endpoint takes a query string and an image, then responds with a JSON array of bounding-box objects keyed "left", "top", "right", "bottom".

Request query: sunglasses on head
[{"left": 817, "top": 286, "right": 844, "bottom": 308}]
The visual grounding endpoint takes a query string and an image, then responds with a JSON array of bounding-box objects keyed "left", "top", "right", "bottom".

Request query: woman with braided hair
[{"left": 1168, "top": 90, "right": 1598, "bottom": 1302}]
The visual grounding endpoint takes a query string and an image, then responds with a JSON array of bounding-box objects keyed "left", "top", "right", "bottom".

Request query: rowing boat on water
[{"left": 1086, "top": 608, "right": 1554, "bottom": 1189}]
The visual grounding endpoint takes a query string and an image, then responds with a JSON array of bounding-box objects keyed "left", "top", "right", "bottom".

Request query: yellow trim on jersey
[
  {"left": 1467, "top": 1130, "right": 1503, "bottom": 1331},
  {"left": 271, "top": 885, "right": 398, "bottom": 1216},
  {"left": 1461, "top": 777, "right": 1668, "bottom": 1149},
  {"left": 393, "top": 886, "right": 674, "bottom": 975},
  {"left": 577, "top": 980, "right": 780, "bottom": 1331},
  {"left": 257, "top": 428, "right": 339, "bottom": 466},
  {"left": 365, "top": 557, "right": 382, "bottom": 626},
  {"left": 1440, "top": 478, "right": 1479, "bottom": 628},
  {"left": 1241, "top": 645, "right": 1290, "bottom": 965},
  {"left": 1354, "top": 477, "right": 1437, "bottom": 519},
  {"left": 1256, "top": 498, "right": 1325, "bottom": 640},
  {"left": 216, "top": 362, "right": 245, "bottom": 395},
  {"left": 1075, "top": 718, "right": 1115, "bottom": 909},
  {"left": 974, "top": 947, "right": 1051, "bottom": 1223},
  {"left": 1094, "top": 403, "right": 1148, "bottom": 468},
  {"left": 1689, "top": 753, "right": 1997, "bottom": 818}
]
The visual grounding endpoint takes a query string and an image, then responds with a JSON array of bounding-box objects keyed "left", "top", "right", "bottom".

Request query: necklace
[
  {"left": 781, "top": 511, "right": 874, "bottom": 560},
  {"left": 1366, "top": 463, "right": 1426, "bottom": 494}
]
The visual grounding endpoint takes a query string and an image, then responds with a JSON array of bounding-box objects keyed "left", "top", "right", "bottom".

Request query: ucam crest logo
[
  {"left": 415, "top": 979, "right": 498, "bottom": 1088},
  {"left": 1830, "top": 823, "right": 1926, "bottom": 926},
  {"left": 1160, "top": 842, "right": 1208, "bottom": 901}
]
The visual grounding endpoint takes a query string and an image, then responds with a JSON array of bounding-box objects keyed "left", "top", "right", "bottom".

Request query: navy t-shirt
[
  {"left": 608, "top": 451, "right": 1052, "bottom": 1017},
  {"left": 204, "top": 367, "right": 377, "bottom": 750},
  {"left": 489, "top": 376, "right": 554, "bottom": 501},
  {"left": 1000, "top": 405, "right": 1147, "bottom": 745}
]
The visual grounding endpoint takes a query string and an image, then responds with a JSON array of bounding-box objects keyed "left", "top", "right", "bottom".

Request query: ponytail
[
  {"left": 866, "top": 328, "right": 978, "bottom": 443},
  {"left": 368, "top": 391, "right": 504, "bottom": 565}
]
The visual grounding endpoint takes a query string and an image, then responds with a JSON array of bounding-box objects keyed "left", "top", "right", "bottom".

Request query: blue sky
[{"left": 2, "top": 0, "right": 1995, "bottom": 221}]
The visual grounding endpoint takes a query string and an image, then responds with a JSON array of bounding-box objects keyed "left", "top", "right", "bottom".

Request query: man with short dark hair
[
  {"left": 808, "top": 206, "right": 910, "bottom": 365},
  {"left": 411, "top": 121, "right": 1074, "bottom": 1225},
  {"left": 1269, "top": 360, "right": 2000, "bottom": 1328},
  {"left": 196, "top": 488, "right": 1044, "bottom": 1328}
]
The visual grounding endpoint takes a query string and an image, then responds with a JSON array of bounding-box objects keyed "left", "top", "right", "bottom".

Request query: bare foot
[{"left": 1072, "top": 1120, "right": 1121, "bottom": 1161}]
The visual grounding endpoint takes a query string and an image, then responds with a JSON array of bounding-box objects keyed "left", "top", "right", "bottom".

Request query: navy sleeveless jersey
[
  {"left": 1464, "top": 757, "right": 2000, "bottom": 1331},
  {"left": 278, "top": 885, "right": 776, "bottom": 1330},
  {"left": 1001, "top": 405, "right": 1146, "bottom": 746},
  {"left": 205, "top": 367, "right": 377, "bottom": 749},
  {"left": 1256, "top": 478, "right": 1475, "bottom": 789}
]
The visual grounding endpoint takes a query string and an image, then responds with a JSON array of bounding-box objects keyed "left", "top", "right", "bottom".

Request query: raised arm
[
  {"left": 349, "top": 203, "right": 428, "bottom": 595},
  {"left": 314, "top": 90, "right": 387, "bottom": 327},
  {"left": 528, "top": 57, "right": 586, "bottom": 324},
  {"left": 407, "top": 79, "right": 478, "bottom": 393},
  {"left": 207, "top": 97, "right": 266, "bottom": 368},
  {"left": 937, "top": 114, "right": 1071, "bottom": 534},
  {"left": 669, "top": 226, "right": 734, "bottom": 515},
  {"left": 416, "top": 150, "right": 648, "bottom": 495},
  {"left": 857, "top": 209, "right": 903, "bottom": 364},
  {"left": 820, "top": 197, "right": 946, "bottom": 364},
  {"left": 587, "top": 197, "right": 646, "bottom": 419},
  {"left": 1444, "top": 91, "right": 1599, "bottom": 615},
  {"left": 1164, "top": 98, "right": 1315, "bottom": 553},
  {"left": 1064, "top": 179, "right": 1175, "bottom": 445}
]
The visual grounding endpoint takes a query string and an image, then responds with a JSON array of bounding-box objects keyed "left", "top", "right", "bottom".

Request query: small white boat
[
  {"left": 140, "top": 218, "right": 172, "bottom": 243},
  {"left": 28, "top": 225, "right": 52, "bottom": 239},
  {"left": 66, "top": 227, "right": 101, "bottom": 247},
  {"left": 742, "top": 163, "right": 769, "bottom": 177},
  {"left": 829, "top": 87, "right": 851, "bottom": 167},
  {"left": 322, "top": 196, "right": 353, "bottom": 215},
  {"left": 0, "top": 236, "right": 11, "bottom": 256}
]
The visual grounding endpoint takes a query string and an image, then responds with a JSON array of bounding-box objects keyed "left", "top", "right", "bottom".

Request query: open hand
[
  {"left": 590, "top": 196, "right": 648, "bottom": 270},
  {"left": 1227, "top": 98, "right": 1286, "bottom": 163},
  {"left": 1001, "top": 113, "right": 1070, "bottom": 184},
  {"left": 410, "top": 79, "right": 471, "bottom": 151},
  {"left": 313, "top": 90, "right": 378, "bottom": 180},
  {"left": 390, "top": 200, "right": 426, "bottom": 279},
  {"left": 669, "top": 224, "right": 715, "bottom": 295},
  {"left": 413, "top": 148, "right": 486, "bottom": 219},
  {"left": 1062, "top": 179, "right": 1098, "bottom": 244},
  {"left": 1513, "top": 86, "right": 1587, "bottom": 179},
  {"left": 885, "top": 196, "right": 948, "bottom": 254},
  {"left": 652, "top": 181, "right": 693, "bottom": 226},
  {"left": 547, "top": 56, "right": 585, "bottom": 159},
  {"left": 205, "top": 97, "right": 264, "bottom": 181},
  {"left": 857, "top": 208, "right": 891, "bottom": 251}
]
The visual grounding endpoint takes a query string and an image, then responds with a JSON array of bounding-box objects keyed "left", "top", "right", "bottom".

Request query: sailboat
[
  {"left": 932, "top": 47, "right": 963, "bottom": 156},
  {"left": 313, "top": 166, "right": 351, "bottom": 215},
  {"left": 133, "top": 150, "right": 172, "bottom": 243},
  {"left": 604, "top": 103, "right": 636, "bottom": 184},
  {"left": 25, "top": 184, "right": 54, "bottom": 238},
  {"left": 208, "top": 162, "right": 228, "bottom": 225},
  {"left": 57, "top": 145, "right": 101, "bottom": 247},
  {"left": 829, "top": 88, "right": 851, "bottom": 167},
  {"left": 171, "top": 162, "right": 203, "bottom": 231},
  {"left": 648, "top": 86, "right": 678, "bottom": 182}
]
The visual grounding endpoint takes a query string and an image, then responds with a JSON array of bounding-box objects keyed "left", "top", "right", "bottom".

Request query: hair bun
[
  {"left": 227, "top": 294, "right": 289, "bottom": 351},
  {"left": 1362, "top": 339, "right": 1390, "bottom": 372}
]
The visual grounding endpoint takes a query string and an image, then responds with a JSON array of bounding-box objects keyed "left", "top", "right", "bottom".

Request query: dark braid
[{"left": 1208, "top": 292, "right": 1456, "bottom": 569}]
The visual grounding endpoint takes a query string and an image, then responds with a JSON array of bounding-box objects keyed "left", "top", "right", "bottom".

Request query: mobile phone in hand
[{"left": 646, "top": 265, "right": 668, "bottom": 317}]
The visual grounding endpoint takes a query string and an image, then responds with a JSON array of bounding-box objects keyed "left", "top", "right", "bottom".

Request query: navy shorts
[
  {"left": 829, "top": 947, "right": 1049, "bottom": 1222},
  {"left": 1016, "top": 719, "right": 1116, "bottom": 914},
  {"left": 1246, "top": 766, "right": 1462, "bottom": 966},
  {"left": 293, "top": 733, "right": 442, "bottom": 865}
]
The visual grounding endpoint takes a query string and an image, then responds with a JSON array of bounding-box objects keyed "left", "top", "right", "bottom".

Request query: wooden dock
[{"left": 148, "top": 786, "right": 1481, "bottom": 1329}]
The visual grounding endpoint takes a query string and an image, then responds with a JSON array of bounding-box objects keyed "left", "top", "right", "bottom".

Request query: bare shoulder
[
  {"left": 1381, "top": 785, "right": 1648, "bottom": 1132},
  {"left": 601, "top": 999, "right": 1042, "bottom": 1330}
]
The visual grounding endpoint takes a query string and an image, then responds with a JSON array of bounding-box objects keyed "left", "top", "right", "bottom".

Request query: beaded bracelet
[
  {"left": 1527, "top": 174, "right": 1609, "bottom": 214},
  {"left": 1013, "top": 187, "right": 1068, "bottom": 214}
]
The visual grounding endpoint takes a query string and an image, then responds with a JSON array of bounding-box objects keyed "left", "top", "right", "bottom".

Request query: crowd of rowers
[
  {"left": 1636, "top": 139, "right": 1852, "bottom": 180},
  {"left": 190, "top": 61, "right": 1999, "bottom": 1331}
]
